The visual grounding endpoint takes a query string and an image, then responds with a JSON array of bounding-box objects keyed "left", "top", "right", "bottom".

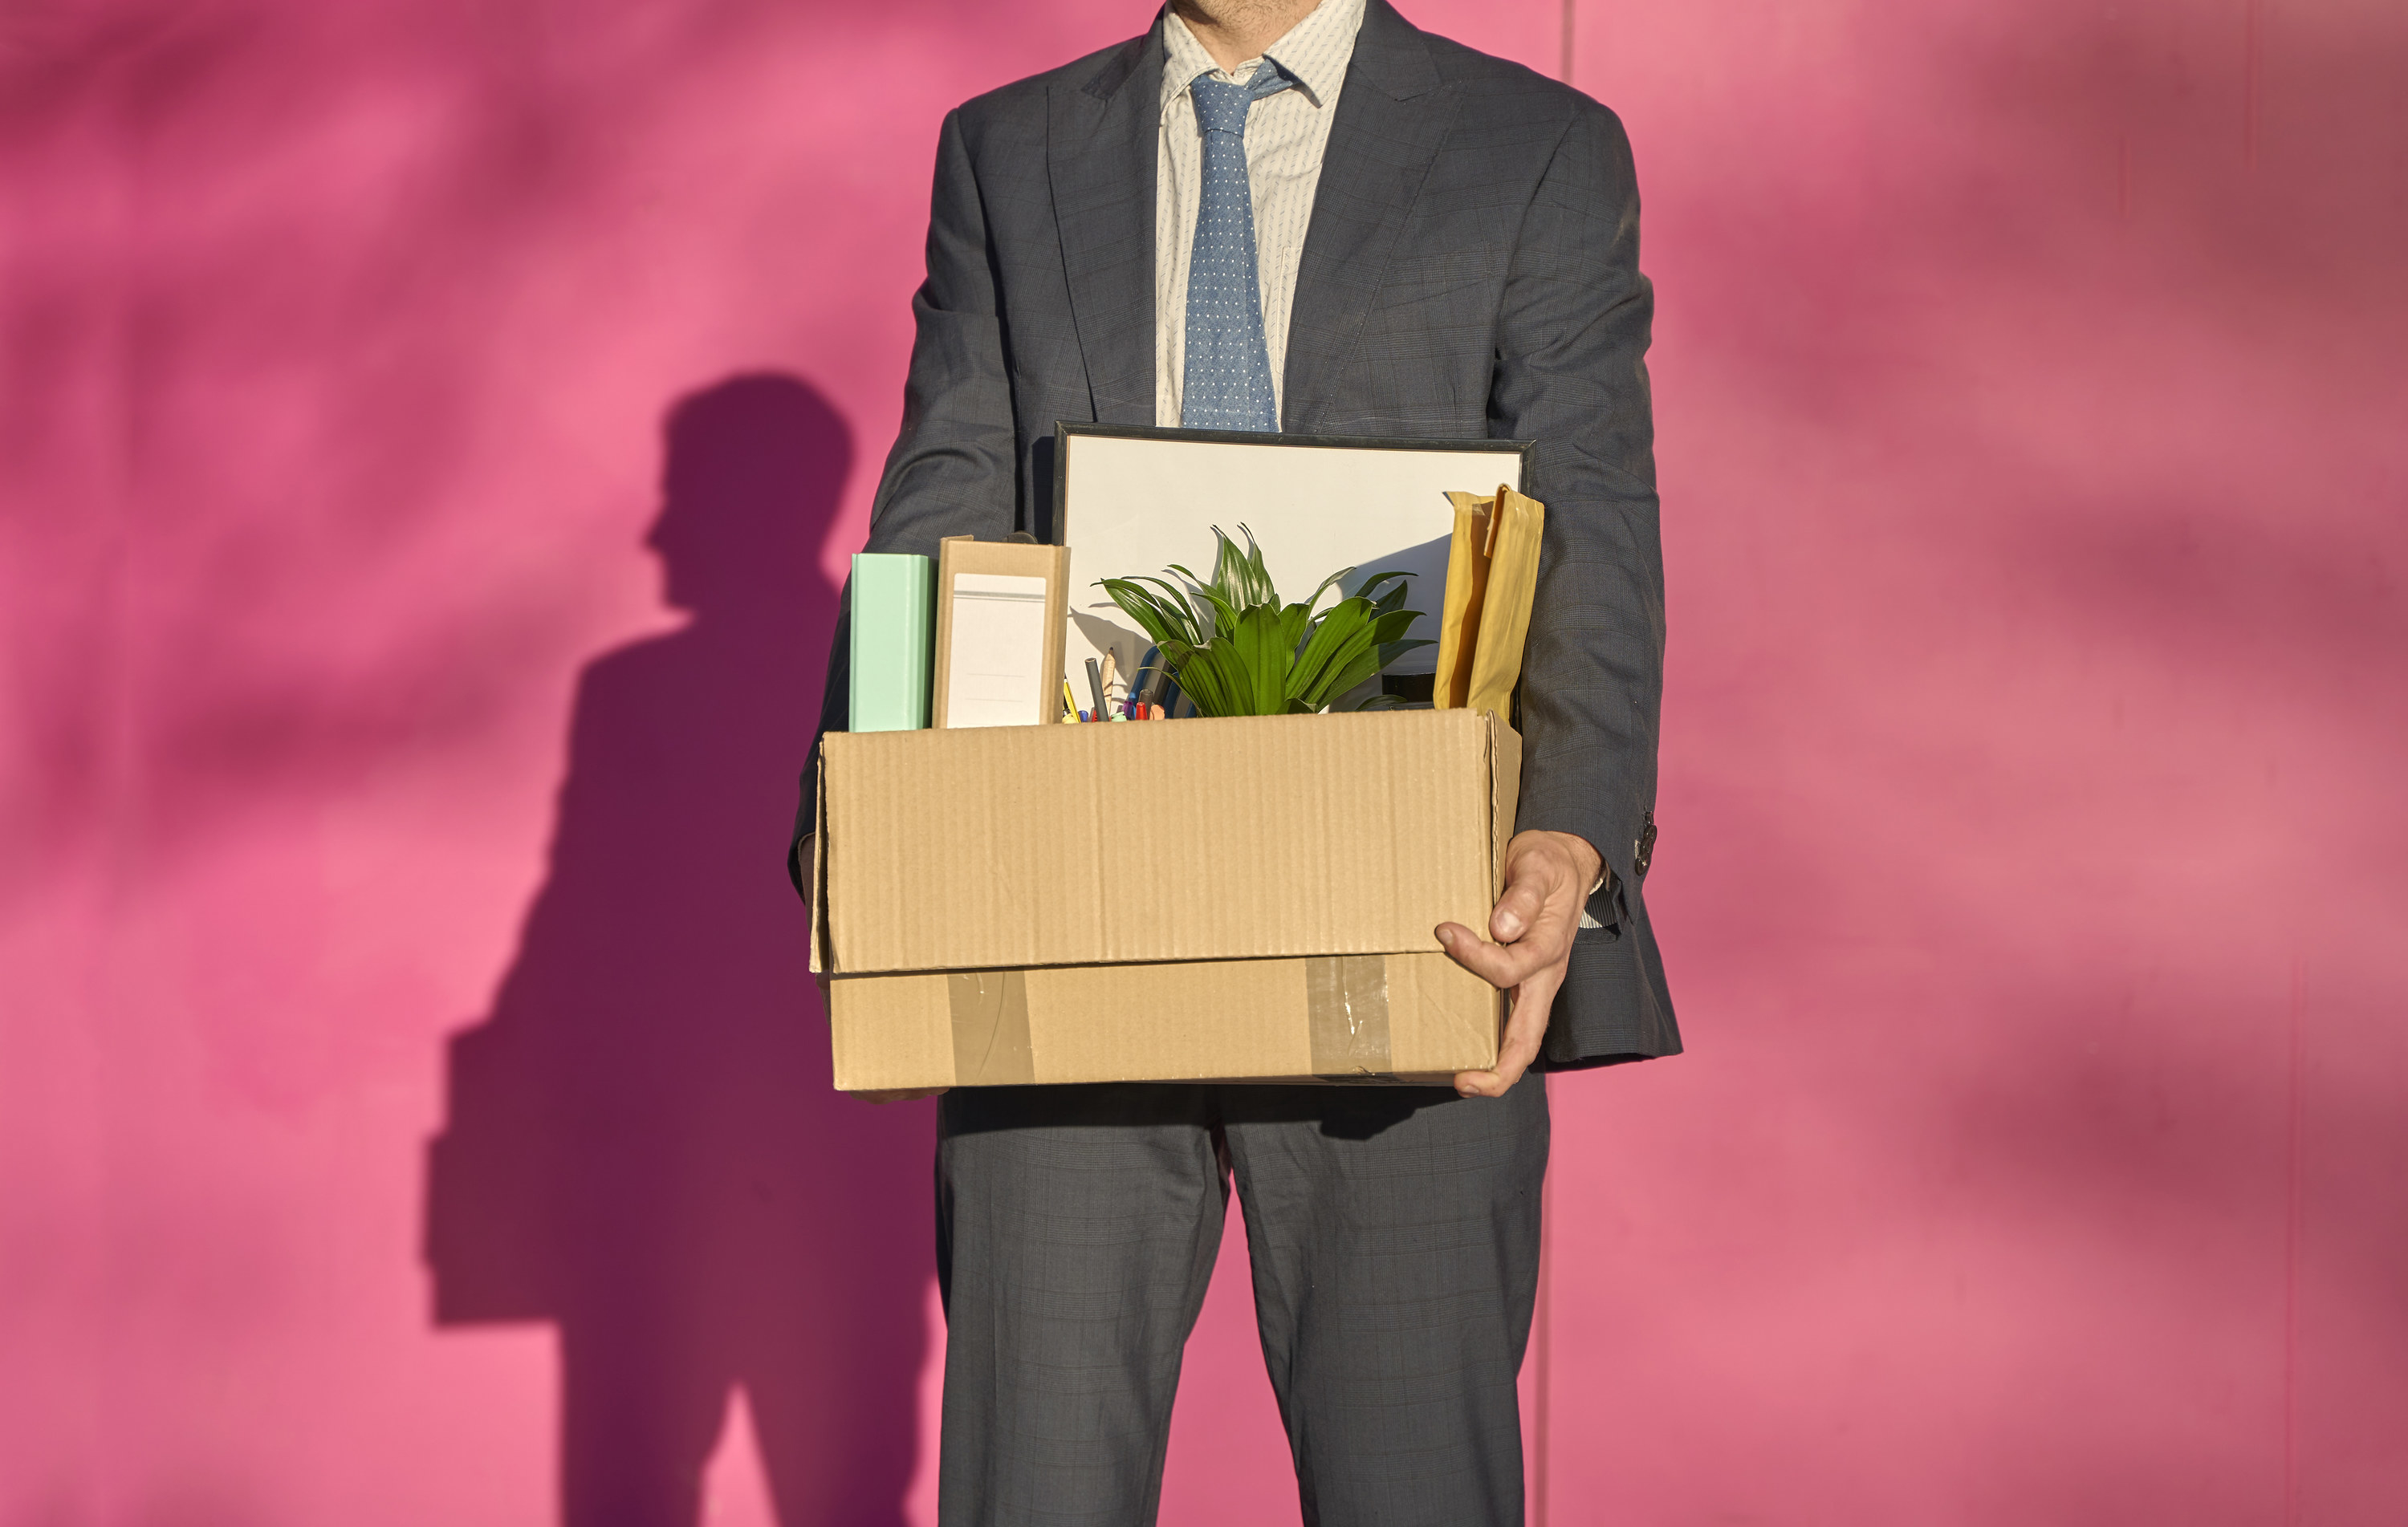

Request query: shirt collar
[{"left": 1158, "top": 0, "right": 1365, "bottom": 115}]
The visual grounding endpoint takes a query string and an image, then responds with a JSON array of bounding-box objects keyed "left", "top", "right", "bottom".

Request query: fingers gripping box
[{"left": 811, "top": 709, "right": 1519, "bottom": 1089}]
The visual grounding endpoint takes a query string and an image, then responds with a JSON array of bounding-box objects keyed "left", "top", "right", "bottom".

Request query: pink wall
[{"left": 4, "top": 1, "right": 2401, "bottom": 1522}]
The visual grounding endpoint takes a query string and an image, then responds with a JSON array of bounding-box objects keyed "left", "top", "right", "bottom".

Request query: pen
[
  {"left": 1133, "top": 647, "right": 1160, "bottom": 719},
  {"left": 1062, "top": 678, "right": 1079, "bottom": 722},
  {"left": 1085, "top": 657, "right": 1107, "bottom": 719}
]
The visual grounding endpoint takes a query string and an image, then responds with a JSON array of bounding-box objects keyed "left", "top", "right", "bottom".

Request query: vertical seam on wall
[
  {"left": 1536, "top": 1157, "right": 1554, "bottom": 1527},
  {"left": 2284, "top": 954, "right": 2305, "bottom": 1527},
  {"left": 1538, "top": 21, "right": 1570, "bottom": 1525},
  {"left": 2243, "top": 0, "right": 2262, "bottom": 170}
]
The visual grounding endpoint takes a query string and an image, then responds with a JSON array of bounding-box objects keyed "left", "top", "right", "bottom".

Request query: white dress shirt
[{"left": 1155, "top": 0, "right": 1367, "bottom": 428}]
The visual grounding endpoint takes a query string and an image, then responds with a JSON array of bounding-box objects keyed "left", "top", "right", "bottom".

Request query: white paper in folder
[{"left": 943, "top": 573, "right": 1051, "bottom": 728}]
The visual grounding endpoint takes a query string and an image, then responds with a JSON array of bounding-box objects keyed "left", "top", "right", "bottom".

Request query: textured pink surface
[{"left": 3, "top": 2, "right": 2402, "bottom": 1523}]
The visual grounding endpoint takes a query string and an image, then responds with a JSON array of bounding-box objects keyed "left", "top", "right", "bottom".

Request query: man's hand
[{"left": 1437, "top": 830, "right": 1602, "bottom": 1099}]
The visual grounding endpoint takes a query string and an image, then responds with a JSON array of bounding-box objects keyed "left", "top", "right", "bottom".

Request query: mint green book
[{"left": 848, "top": 552, "right": 934, "bottom": 732}]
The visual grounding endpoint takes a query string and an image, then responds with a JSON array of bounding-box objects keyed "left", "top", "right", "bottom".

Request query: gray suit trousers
[{"left": 934, "top": 1076, "right": 1548, "bottom": 1526}]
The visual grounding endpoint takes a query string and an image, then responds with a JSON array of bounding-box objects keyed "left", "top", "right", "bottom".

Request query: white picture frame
[{"left": 1050, "top": 424, "right": 1531, "bottom": 713}]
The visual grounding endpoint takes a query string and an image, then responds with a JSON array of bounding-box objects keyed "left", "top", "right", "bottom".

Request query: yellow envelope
[
  {"left": 1434, "top": 490, "right": 1494, "bottom": 710},
  {"left": 1436, "top": 485, "right": 1545, "bottom": 721}
]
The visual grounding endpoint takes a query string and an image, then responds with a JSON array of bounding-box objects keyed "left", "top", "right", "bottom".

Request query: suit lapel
[
  {"left": 1283, "top": 0, "right": 1455, "bottom": 428},
  {"left": 1050, "top": 32, "right": 1164, "bottom": 427}
]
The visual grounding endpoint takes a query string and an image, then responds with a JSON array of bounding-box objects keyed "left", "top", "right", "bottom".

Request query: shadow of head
[{"left": 648, "top": 373, "right": 852, "bottom": 620}]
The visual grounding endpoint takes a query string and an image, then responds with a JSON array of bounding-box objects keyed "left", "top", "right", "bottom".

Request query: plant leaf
[
  {"left": 1105, "top": 530, "right": 1430, "bottom": 717},
  {"left": 1286, "top": 596, "right": 1370, "bottom": 706}
]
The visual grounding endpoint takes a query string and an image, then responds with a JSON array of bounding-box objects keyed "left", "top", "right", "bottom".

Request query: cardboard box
[{"left": 812, "top": 708, "right": 1519, "bottom": 1089}]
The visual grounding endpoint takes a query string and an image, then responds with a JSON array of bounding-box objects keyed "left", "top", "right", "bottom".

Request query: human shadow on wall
[{"left": 425, "top": 374, "right": 928, "bottom": 1526}]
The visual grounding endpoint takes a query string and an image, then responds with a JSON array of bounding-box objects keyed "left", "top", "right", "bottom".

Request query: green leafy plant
[{"left": 1097, "top": 525, "right": 1431, "bottom": 717}]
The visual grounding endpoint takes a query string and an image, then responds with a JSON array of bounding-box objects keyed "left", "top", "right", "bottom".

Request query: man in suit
[{"left": 795, "top": 1, "right": 1678, "bottom": 1521}]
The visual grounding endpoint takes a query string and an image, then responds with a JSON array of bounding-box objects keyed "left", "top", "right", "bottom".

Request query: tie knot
[{"left": 1190, "top": 64, "right": 1289, "bottom": 136}]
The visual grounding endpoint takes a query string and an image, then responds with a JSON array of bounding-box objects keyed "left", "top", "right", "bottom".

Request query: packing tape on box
[
  {"left": 947, "top": 971, "right": 1035, "bottom": 1086},
  {"left": 943, "top": 960, "right": 1391, "bottom": 1086},
  {"left": 1305, "top": 955, "right": 1393, "bottom": 1078}
]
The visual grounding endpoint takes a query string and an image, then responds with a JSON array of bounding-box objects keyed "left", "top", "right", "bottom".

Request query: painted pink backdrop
[{"left": 4, "top": 0, "right": 2402, "bottom": 1522}]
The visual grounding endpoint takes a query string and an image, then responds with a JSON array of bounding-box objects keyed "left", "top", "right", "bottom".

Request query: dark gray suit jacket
[{"left": 796, "top": 0, "right": 1678, "bottom": 1068}]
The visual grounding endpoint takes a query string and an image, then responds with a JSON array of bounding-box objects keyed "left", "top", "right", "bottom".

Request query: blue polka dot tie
[{"left": 1181, "top": 65, "right": 1292, "bottom": 433}]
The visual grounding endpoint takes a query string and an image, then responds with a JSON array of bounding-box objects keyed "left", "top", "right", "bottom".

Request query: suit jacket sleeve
[
  {"left": 1487, "top": 102, "right": 1664, "bottom": 927},
  {"left": 791, "top": 108, "right": 1020, "bottom": 893}
]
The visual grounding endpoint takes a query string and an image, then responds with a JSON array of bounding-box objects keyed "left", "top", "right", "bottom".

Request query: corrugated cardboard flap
[{"left": 821, "top": 709, "right": 1515, "bottom": 977}]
